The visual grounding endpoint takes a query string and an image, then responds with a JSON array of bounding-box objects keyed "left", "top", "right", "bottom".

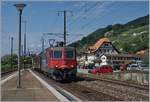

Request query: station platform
[{"left": 1, "top": 69, "right": 59, "bottom": 101}]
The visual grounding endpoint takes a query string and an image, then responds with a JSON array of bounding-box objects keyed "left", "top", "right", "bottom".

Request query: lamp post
[
  {"left": 23, "top": 20, "right": 27, "bottom": 69},
  {"left": 10, "top": 37, "right": 14, "bottom": 70},
  {"left": 14, "top": 3, "right": 26, "bottom": 88}
]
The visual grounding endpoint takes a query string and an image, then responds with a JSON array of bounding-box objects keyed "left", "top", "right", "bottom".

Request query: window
[
  {"left": 66, "top": 51, "right": 74, "bottom": 58},
  {"left": 105, "top": 44, "right": 108, "bottom": 46},
  {"left": 54, "top": 51, "right": 62, "bottom": 58},
  {"left": 104, "top": 49, "right": 106, "bottom": 52},
  {"left": 50, "top": 51, "right": 53, "bottom": 58},
  {"left": 120, "top": 57, "right": 122, "bottom": 60}
]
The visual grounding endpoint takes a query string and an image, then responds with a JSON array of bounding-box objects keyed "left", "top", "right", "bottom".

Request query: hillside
[{"left": 69, "top": 15, "right": 149, "bottom": 54}]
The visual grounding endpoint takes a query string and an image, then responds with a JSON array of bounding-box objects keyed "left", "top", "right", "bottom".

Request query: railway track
[
  {"left": 78, "top": 73, "right": 149, "bottom": 90},
  {"left": 77, "top": 74, "right": 149, "bottom": 101},
  {"left": 1, "top": 69, "right": 17, "bottom": 77},
  {"left": 34, "top": 69, "right": 149, "bottom": 101},
  {"left": 33, "top": 69, "right": 120, "bottom": 101}
]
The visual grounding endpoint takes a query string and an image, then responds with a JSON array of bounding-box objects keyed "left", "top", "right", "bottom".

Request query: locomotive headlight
[
  {"left": 55, "top": 65, "right": 58, "bottom": 67},
  {"left": 71, "top": 65, "right": 74, "bottom": 68}
]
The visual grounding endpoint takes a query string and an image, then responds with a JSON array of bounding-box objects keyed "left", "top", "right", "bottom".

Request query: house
[
  {"left": 136, "top": 49, "right": 149, "bottom": 64},
  {"left": 104, "top": 54, "right": 140, "bottom": 64},
  {"left": 136, "top": 49, "right": 148, "bottom": 56},
  {"left": 77, "top": 52, "right": 96, "bottom": 66},
  {"left": 78, "top": 37, "right": 141, "bottom": 66},
  {"left": 88, "top": 37, "right": 119, "bottom": 57}
]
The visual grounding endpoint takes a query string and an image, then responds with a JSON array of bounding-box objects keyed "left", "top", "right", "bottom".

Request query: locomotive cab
[
  {"left": 42, "top": 47, "right": 77, "bottom": 81},
  {"left": 48, "top": 47, "right": 76, "bottom": 68},
  {"left": 34, "top": 46, "right": 77, "bottom": 81}
]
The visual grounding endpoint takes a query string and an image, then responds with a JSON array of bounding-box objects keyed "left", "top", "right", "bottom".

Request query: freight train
[{"left": 34, "top": 45, "right": 77, "bottom": 81}]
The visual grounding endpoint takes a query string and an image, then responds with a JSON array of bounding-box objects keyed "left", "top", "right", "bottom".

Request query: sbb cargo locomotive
[{"left": 34, "top": 46, "right": 77, "bottom": 81}]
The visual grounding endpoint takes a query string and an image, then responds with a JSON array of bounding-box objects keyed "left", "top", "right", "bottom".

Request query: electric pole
[
  {"left": 21, "top": 45, "right": 23, "bottom": 56},
  {"left": 23, "top": 20, "right": 27, "bottom": 68},
  {"left": 23, "top": 20, "right": 27, "bottom": 55},
  {"left": 21, "top": 44, "right": 24, "bottom": 68},
  {"left": 58, "top": 10, "right": 72, "bottom": 46},
  {"left": 41, "top": 37, "right": 44, "bottom": 53},
  {"left": 11, "top": 37, "right": 13, "bottom": 70},
  {"left": 28, "top": 48, "right": 30, "bottom": 56}
]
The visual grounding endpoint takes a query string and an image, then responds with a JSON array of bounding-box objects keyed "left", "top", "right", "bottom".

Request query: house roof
[
  {"left": 136, "top": 49, "right": 148, "bottom": 56},
  {"left": 105, "top": 54, "right": 138, "bottom": 57},
  {"left": 88, "top": 37, "right": 111, "bottom": 52}
]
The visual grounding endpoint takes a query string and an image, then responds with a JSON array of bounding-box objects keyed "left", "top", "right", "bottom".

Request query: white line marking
[
  {"left": 1, "top": 72, "right": 17, "bottom": 85},
  {"left": 27, "top": 87, "right": 41, "bottom": 90},
  {"left": 3, "top": 87, "right": 41, "bottom": 91},
  {"left": 61, "top": 89, "right": 82, "bottom": 101},
  {"left": 53, "top": 83, "right": 82, "bottom": 101},
  {"left": 1, "top": 70, "right": 24, "bottom": 85},
  {"left": 29, "top": 69, "right": 70, "bottom": 102}
]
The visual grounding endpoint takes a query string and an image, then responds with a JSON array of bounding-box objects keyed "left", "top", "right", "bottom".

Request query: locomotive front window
[
  {"left": 50, "top": 51, "right": 53, "bottom": 58},
  {"left": 66, "top": 51, "right": 74, "bottom": 58},
  {"left": 54, "top": 51, "right": 62, "bottom": 58}
]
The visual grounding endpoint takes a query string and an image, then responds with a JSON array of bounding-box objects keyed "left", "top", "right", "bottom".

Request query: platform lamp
[{"left": 14, "top": 3, "right": 26, "bottom": 88}]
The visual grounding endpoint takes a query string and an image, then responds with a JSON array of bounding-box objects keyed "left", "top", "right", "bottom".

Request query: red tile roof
[
  {"left": 136, "top": 49, "right": 148, "bottom": 56},
  {"left": 88, "top": 37, "right": 110, "bottom": 52}
]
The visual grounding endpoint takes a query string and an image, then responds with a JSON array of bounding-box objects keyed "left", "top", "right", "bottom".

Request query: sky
[{"left": 1, "top": 1, "right": 149, "bottom": 56}]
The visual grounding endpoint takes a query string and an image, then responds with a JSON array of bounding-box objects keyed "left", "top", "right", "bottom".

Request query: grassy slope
[
  {"left": 109, "top": 25, "right": 149, "bottom": 53},
  {"left": 69, "top": 15, "right": 149, "bottom": 54}
]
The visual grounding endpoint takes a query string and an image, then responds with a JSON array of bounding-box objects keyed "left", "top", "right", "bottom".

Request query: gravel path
[{"left": 77, "top": 80, "right": 149, "bottom": 101}]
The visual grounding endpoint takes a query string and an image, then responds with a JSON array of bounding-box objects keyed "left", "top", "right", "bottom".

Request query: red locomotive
[{"left": 34, "top": 45, "right": 77, "bottom": 81}]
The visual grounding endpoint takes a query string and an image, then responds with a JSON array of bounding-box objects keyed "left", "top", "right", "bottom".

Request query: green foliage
[
  {"left": 1, "top": 54, "right": 18, "bottom": 70},
  {"left": 1, "top": 54, "right": 33, "bottom": 71},
  {"left": 125, "top": 15, "right": 149, "bottom": 27},
  {"left": 110, "top": 25, "right": 149, "bottom": 53},
  {"left": 69, "top": 15, "right": 149, "bottom": 54}
]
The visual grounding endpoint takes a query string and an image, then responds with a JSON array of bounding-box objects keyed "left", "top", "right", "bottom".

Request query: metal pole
[
  {"left": 64, "top": 11, "right": 66, "bottom": 46},
  {"left": 32, "top": 57, "right": 33, "bottom": 69},
  {"left": 28, "top": 48, "right": 30, "bottom": 56},
  {"left": 21, "top": 45, "right": 24, "bottom": 56},
  {"left": 11, "top": 37, "right": 13, "bottom": 70},
  {"left": 24, "top": 21, "right": 27, "bottom": 69},
  {"left": 17, "top": 10, "right": 22, "bottom": 88},
  {"left": 58, "top": 10, "right": 72, "bottom": 46},
  {"left": 21, "top": 44, "right": 24, "bottom": 68},
  {"left": 24, "top": 21, "right": 26, "bottom": 55},
  {"left": 42, "top": 37, "right": 44, "bottom": 53}
]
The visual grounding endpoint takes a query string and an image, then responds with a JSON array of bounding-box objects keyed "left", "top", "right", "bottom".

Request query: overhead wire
[
  {"left": 67, "top": 2, "right": 103, "bottom": 40},
  {"left": 66, "top": 2, "right": 104, "bottom": 43},
  {"left": 68, "top": 2, "right": 103, "bottom": 32},
  {"left": 66, "top": 2, "right": 115, "bottom": 45},
  {"left": 71, "top": 2, "right": 103, "bottom": 24},
  {"left": 67, "top": 2, "right": 90, "bottom": 26},
  {"left": 80, "top": 2, "right": 114, "bottom": 30}
]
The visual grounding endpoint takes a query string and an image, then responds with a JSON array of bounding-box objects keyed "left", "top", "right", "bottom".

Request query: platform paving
[{"left": 1, "top": 69, "right": 59, "bottom": 101}]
